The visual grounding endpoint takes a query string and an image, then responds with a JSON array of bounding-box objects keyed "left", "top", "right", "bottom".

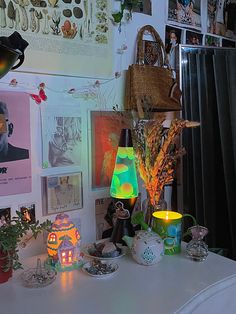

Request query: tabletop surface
[{"left": 1, "top": 246, "right": 236, "bottom": 314}]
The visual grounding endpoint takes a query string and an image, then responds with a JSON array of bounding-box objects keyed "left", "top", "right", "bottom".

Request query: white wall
[{"left": 0, "top": 0, "right": 179, "bottom": 259}]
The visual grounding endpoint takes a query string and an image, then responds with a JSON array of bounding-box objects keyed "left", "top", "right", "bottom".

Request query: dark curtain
[{"left": 181, "top": 47, "right": 236, "bottom": 259}]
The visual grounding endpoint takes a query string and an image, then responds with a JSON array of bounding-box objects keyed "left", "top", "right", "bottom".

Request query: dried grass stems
[{"left": 132, "top": 118, "right": 197, "bottom": 207}]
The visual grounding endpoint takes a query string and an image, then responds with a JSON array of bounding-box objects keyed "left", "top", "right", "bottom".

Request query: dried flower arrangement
[{"left": 132, "top": 117, "right": 199, "bottom": 223}]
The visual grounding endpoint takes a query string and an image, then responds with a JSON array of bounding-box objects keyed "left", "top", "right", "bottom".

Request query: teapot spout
[{"left": 122, "top": 235, "right": 133, "bottom": 249}]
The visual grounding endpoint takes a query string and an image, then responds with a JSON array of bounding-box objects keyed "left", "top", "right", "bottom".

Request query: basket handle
[{"left": 136, "top": 25, "right": 168, "bottom": 66}]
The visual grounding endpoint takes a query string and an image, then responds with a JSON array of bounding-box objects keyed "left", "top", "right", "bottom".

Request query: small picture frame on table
[{"left": 42, "top": 172, "right": 83, "bottom": 215}]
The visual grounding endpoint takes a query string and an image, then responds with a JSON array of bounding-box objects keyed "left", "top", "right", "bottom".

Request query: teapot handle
[{"left": 11, "top": 53, "right": 25, "bottom": 70}]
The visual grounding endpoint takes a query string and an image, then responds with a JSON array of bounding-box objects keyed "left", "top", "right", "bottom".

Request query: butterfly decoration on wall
[{"left": 30, "top": 83, "right": 47, "bottom": 104}]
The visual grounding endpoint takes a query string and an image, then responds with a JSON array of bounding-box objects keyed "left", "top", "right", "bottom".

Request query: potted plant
[{"left": 0, "top": 211, "right": 51, "bottom": 283}]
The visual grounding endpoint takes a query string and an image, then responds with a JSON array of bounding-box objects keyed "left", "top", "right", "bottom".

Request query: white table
[{"left": 1, "top": 246, "right": 236, "bottom": 314}]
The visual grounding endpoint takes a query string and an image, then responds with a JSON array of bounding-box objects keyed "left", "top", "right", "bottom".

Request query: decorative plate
[
  {"left": 81, "top": 241, "right": 126, "bottom": 261},
  {"left": 82, "top": 260, "right": 118, "bottom": 278},
  {"left": 21, "top": 267, "right": 57, "bottom": 288}
]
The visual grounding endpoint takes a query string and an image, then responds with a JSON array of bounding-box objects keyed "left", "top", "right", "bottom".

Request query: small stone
[
  {"left": 63, "top": 9, "right": 72, "bottom": 17},
  {"left": 73, "top": 7, "right": 83, "bottom": 18}
]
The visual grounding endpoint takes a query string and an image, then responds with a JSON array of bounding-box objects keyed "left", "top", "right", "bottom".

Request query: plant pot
[{"left": 0, "top": 251, "right": 12, "bottom": 284}]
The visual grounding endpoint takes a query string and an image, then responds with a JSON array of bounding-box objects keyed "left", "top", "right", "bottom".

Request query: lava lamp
[{"left": 110, "top": 128, "right": 139, "bottom": 244}]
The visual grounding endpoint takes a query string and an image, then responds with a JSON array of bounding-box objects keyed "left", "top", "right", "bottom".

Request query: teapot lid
[{"left": 136, "top": 230, "right": 162, "bottom": 243}]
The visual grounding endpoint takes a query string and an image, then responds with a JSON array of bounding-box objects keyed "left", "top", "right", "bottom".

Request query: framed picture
[
  {"left": 90, "top": 111, "right": 130, "bottom": 189},
  {"left": 0, "top": 207, "right": 11, "bottom": 226},
  {"left": 41, "top": 106, "right": 82, "bottom": 169},
  {"left": 185, "top": 30, "right": 203, "bottom": 45},
  {"left": 42, "top": 172, "right": 83, "bottom": 215},
  {"left": 168, "top": 0, "right": 202, "bottom": 29},
  {"left": 18, "top": 203, "right": 36, "bottom": 224}
]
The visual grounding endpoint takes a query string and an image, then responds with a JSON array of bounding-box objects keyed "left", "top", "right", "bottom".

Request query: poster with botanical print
[
  {"left": 42, "top": 172, "right": 82, "bottom": 215},
  {"left": 41, "top": 105, "right": 82, "bottom": 168},
  {"left": 208, "top": 0, "right": 236, "bottom": 40},
  {"left": 0, "top": 0, "right": 113, "bottom": 78},
  {"left": 167, "top": 0, "right": 202, "bottom": 30},
  {"left": 0, "top": 92, "right": 31, "bottom": 196}
]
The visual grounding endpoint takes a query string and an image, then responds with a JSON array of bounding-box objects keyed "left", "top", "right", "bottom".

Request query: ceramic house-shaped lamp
[{"left": 47, "top": 213, "right": 82, "bottom": 271}]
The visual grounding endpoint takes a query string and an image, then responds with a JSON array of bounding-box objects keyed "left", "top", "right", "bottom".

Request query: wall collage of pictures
[{"left": 0, "top": 0, "right": 236, "bottom": 239}]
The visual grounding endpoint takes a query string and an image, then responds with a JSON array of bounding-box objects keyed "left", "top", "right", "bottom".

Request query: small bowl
[{"left": 82, "top": 260, "right": 118, "bottom": 278}]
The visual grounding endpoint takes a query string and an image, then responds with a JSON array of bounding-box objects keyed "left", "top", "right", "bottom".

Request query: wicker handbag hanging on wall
[{"left": 125, "top": 25, "right": 182, "bottom": 117}]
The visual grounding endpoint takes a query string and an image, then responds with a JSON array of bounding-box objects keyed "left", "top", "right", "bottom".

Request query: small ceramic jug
[{"left": 123, "top": 229, "right": 164, "bottom": 266}]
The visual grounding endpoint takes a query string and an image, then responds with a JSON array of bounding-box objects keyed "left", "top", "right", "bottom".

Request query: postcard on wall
[
  {"left": 91, "top": 111, "right": 130, "bottom": 189},
  {"left": 0, "top": 207, "right": 11, "bottom": 226},
  {"left": 165, "top": 25, "right": 183, "bottom": 72},
  {"left": 222, "top": 38, "right": 236, "bottom": 47},
  {"left": 133, "top": 0, "right": 152, "bottom": 15},
  {"left": 167, "top": 0, "right": 202, "bottom": 30},
  {"left": 42, "top": 172, "right": 83, "bottom": 215},
  {"left": 0, "top": 92, "right": 31, "bottom": 196},
  {"left": 0, "top": 0, "right": 114, "bottom": 78},
  {"left": 95, "top": 197, "right": 113, "bottom": 240},
  {"left": 41, "top": 106, "right": 82, "bottom": 168},
  {"left": 204, "top": 34, "right": 221, "bottom": 47},
  {"left": 19, "top": 203, "right": 36, "bottom": 224},
  {"left": 185, "top": 30, "right": 203, "bottom": 45},
  {"left": 207, "top": 0, "right": 236, "bottom": 40}
]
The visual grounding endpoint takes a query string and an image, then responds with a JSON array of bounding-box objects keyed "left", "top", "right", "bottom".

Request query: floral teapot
[{"left": 122, "top": 229, "right": 164, "bottom": 266}]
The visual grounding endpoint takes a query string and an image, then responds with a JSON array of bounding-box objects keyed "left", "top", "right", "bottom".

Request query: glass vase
[
  {"left": 186, "top": 225, "right": 208, "bottom": 262},
  {"left": 142, "top": 191, "right": 167, "bottom": 228}
]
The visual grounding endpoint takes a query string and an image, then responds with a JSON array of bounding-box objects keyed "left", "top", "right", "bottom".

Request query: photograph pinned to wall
[
  {"left": 0, "top": 0, "right": 114, "bottom": 78},
  {"left": 95, "top": 197, "right": 114, "bottom": 240},
  {"left": 41, "top": 106, "right": 82, "bottom": 168},
  {"left": 133, "top": 0, "right": 152, "bottom": 15},
  {"left": 0, "top": 207, "right": 11, "bottom": 226},
  {"left": 186, "top": 30, "right": 203, "bottom": 45},
  {"left": 222, "top": 38, "right": 236, "bottom": 47},
  {"left": 165, "top": 25, "right": 183, "bottom": 72},
  {"left": 19, "top": 203, "right": 36, "bottom": 224},
  {"left": 207, "top": 0, "right": 236, "bottom": 40},
  {"left": 204, "top": 34, "right": 221, "bottom": 46},
  {"left": 91, "top": 111, "right": 130, "bottom": 189},
  {"left": 0, "top": 92, "right": 31, "bottom": 196},
  {"left": 168, "top": 0, "right": 201, "bottom": 29},
  {"left": 42, "top": 172, "right": 83, "bottom": 215}
]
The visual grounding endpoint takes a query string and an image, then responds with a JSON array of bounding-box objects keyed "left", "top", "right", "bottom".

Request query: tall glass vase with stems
[{"left": 142, "top": 189, "right": 167, "bottom": 228}]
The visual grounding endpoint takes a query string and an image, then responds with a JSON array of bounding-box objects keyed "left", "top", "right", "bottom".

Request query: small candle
[
  {"left": 153, "top": 211, "right": 182, "bottom": 220},
  {"left": 152, "top": 211, "right": 183, "bottom": 255}
]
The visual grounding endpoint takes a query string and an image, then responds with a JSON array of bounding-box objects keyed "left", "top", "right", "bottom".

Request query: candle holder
[{"left": 152, "top": 211, "right": 196, "bottom": 255}]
